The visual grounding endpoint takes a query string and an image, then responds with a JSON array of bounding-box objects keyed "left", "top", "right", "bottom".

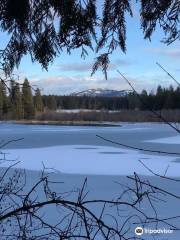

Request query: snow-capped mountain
[{"left": 71, "top": 88, "right": 132, "bottom": 97}]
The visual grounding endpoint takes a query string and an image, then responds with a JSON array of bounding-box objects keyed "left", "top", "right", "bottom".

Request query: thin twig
[
  {"left": 96, "top": 134, "right": 180, "bottom": 156},
  {"left": 156, "top": 62, "right": 180, "bottom": 87}
]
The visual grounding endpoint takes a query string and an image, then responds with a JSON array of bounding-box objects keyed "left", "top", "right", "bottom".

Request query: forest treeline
[
  {"left": 0, "top": 79, "right": 180, "bottom": 120},
  {"left": 44, "top": 85, "right": 180, "bottom": 111}
]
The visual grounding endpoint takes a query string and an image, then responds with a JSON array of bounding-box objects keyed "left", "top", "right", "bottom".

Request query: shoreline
[
  {"left": 2, "top": 120, "right": 121, "bottom": 127},
  {"left": 1, "top": 119, "right": 177, "bottom": 127}
]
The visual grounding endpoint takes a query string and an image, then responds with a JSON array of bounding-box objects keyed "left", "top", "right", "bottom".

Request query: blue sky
[{"left": 1, "top": 1, "right": 180, "bottom": 95}]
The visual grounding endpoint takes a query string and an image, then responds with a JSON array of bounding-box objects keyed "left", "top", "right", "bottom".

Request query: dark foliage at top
[{"left": 0, "top": 0, "right": 180, "bottom": 75}]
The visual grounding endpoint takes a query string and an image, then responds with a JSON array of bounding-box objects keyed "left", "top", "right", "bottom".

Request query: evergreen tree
[
  {"left": 0, "top": 81, "right": 9, "bottom": 119},
  {"left": 128, "top": 93, "right": 140, "bottom": 110},
  {"left": 9, "top": 80, "right": 23, "bottom": 119},
  {"left": 9, "top": 80, "right": 16, "bottom": 117},
  {"left": 0, "top": 82, "right": 3, "bottom": 119},
  {"left": 34, "top": 88, "right": 44, "bottom": 112},
  {"left": 164, "top": 85, "right": 175, "bottom": 109},
  {"left": 155, "top": 85, "right": 165, "bottom": 110},
  {"left": 1, "top": 82, "right": 9, "bottom": 116},
  {"left": 47, "top": 95, "right": 57, "bottom": 110},
  {"left": 13, "top": 83, "right": 23, "bottom": 119},
  {"left": 10, "top": 80, "right": 16, "bottom": 99},
  {"left": 22, "top": 78, "right": 35, "bottom": 119},
  {"left": 140, "top": 90, "right": 148, "bottom": 110},
  {"left": 174, "top": 87, "right": 180, "bottom": 109}
]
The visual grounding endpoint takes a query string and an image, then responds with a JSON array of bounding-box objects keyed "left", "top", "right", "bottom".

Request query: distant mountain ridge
[{"left": 71, "top": 88, "right": 132, "bottom": 97}]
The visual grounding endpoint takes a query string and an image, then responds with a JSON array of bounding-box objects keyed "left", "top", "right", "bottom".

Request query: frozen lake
[
  {"left": 0, "top": 122, "right": 180, "bottom": 176},
  {"left": 1, "top": 122, "right": 180, "bottom": 239},
  {"left": 1, "top": 122, "right": 180, "bottom": 151}
]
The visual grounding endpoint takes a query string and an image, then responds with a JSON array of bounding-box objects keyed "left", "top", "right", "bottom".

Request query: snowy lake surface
[
  {"left": 0, "top": 122, "right": 180, "bottom": 177},
  {"left": 1, "top": 122, "right": 180, "bottom": 239}
]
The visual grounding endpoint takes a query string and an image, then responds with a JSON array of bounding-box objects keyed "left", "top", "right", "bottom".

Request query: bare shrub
[
  {"left": 35, "top": 109, "right": 180, "bottom": 123},
  {"left": 1, "top": 157, "right": 180, "bottom": 239}
]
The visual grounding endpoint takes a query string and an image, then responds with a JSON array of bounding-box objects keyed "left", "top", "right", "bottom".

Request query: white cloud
[
  {"left": 145, "top": 48, "right": 180, "bottom": 58},
  {"left": 31, "top": 75, "right": 122, "bottom": 95},
  {"left": 57, "top": 63, "right": 92, "bottom": 72},
  {"left": 55, "top": 59, "right": 133, "bottom": 74},
  {"left": 30, "top": 72, "right": 168, "bottom": 95}
]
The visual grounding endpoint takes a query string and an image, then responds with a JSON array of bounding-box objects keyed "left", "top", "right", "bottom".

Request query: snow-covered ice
[
  {"left": 2, "top": 144, "right": 180, "bottom": 177},
  {"left": 0, "top": 122, "right": 180, "bottom": 177},
  {"left": 145, "top": 135, "right": 180, "bottom": 144}
]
